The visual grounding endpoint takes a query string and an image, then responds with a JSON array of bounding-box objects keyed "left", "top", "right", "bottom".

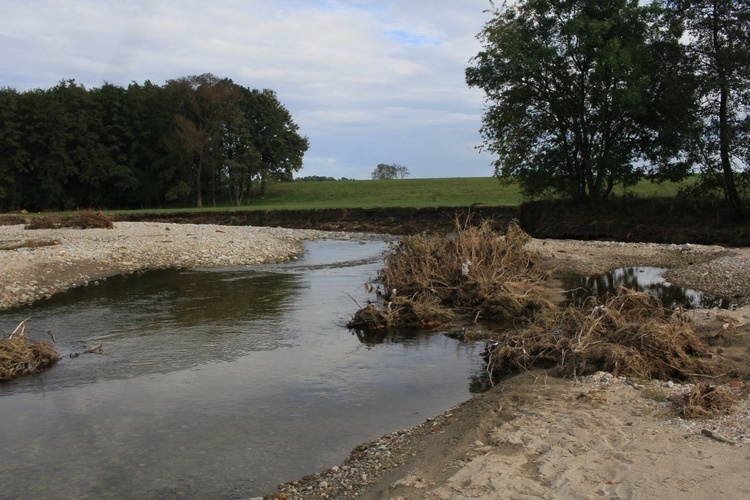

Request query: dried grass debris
[
  {"left": 484, "top": 287, "right": 712, "bottom": 383},
  {"left": 25, "top": 211, "right": 113, "bottom": 230},
  {"left": 349, "top": 217, "right": 552, "bottom": 331},
  {"left": 678, "top": 383, "right": 737, "bottom": 419},
  {"left": 0, "top": 320, "right": 59, "bottom": 382}
]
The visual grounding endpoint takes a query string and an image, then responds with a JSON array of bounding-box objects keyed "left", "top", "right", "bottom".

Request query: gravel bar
[{"left": 0, "top": 222, "right": 363, "bottom": 311}]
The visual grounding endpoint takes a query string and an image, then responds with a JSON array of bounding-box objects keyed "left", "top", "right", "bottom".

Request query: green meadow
[{"left": 99, "top": 176, "right": 690, "bottom": 215}]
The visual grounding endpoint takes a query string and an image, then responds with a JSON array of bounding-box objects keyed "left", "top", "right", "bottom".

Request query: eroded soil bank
[{"left": 107, "top": 198, "right": 750, "bottom": 246}]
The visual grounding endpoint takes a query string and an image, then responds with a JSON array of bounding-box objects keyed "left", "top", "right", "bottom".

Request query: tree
[
  {"left": 125, "top": 80, "right": 178, "bottom": 208},
  {"left": 372, "top": 163, "right": 409, "bottom": 179},
  {"left": 466, "top": 0, "right": 695, "bottom": 201},
  {"left": 166, "top": 74, "right": 242, "bottom": 207},
  {"left": 0, "top": 88, "right": 21, "bottom": 210},
  {"left": 0, "top": 76, "right": 307, "bottom": 210},
  {"left": 239, "top": 89, "right": 309, "bottom": 193},
  {"left": 667, "top": 0, "right": 750, "bottom": 219},
  {"left": 15, "top": 83, "right": 80, "bottom": 210}
]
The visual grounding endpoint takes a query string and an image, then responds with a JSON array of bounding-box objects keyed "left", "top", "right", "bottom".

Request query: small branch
[
  {"left": 701, "top": 429, "right": 737, "bottom": 445},
  {"left": 344, "top": 292, "right": 362, "bottom": 309},
  {"left": 10, "top": 318, "right": 30, "bottom": 338}
]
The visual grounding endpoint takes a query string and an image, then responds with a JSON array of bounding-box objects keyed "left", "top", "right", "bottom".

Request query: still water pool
[
  {"left": 562, "top": 266, "right": 734, "bottom": 309},
  {"left": 0, "top": 238, "right": 484, "bottom": 498}
]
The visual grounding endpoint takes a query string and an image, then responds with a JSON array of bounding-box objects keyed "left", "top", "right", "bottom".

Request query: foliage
[
  {"left": 372, "top": 163, "right": 410, "bottom": 180},
  {"left": 0, "top": 76, "right": 308, "bottom": 211},
  {"left": 667, "top": 0, "right": 750, "bottom": 219},
  {"left": 294, "top": 175, "right": 338, "bottom": 182},
  {"left": 466, "top": 0, "right": 696, "bottom": 201}
]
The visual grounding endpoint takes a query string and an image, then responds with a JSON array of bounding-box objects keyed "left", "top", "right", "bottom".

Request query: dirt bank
[{"left": 109, "top": 198, "right": 750, "bottom": 246}]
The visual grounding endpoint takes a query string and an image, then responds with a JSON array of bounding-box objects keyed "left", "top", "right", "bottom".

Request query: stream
[{"left": 0, "top": 238, "right": 485, "bottom": 498}]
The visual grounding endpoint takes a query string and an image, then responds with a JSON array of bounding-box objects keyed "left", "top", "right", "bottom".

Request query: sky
[{"left": 1, "top": 0, "right": 497, "bottom": 180}]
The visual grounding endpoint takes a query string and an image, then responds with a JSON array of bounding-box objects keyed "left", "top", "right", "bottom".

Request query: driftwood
[
  {"left": 69, "top": 343, "right": 105, "bottom": 358},
  {"left": 701, "top": 429, "right": 737, "bottom": 445}
]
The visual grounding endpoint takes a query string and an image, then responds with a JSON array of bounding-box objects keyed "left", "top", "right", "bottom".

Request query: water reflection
[
  {"left": 0, "top": 239, "right": 483, "bottom": 498},
  {"left": 353, "top": 327, "right": 440, "bottom": 347},
  {"left": 562, "top": 266, "right": 733, "bottom": 309}
]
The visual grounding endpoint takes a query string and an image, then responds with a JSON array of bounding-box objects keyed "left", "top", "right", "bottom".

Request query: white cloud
[{"left": 0, "top": 0, "right": 495, "bottom": 179}]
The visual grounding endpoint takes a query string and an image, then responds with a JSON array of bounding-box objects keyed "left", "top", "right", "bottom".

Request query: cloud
[{"left": 0, "top": 0, "right": 496, "bottom": 179}]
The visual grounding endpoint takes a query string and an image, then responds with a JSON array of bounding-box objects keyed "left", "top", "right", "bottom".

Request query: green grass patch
[
  {"left": 14, "top": 177, "right": 692, "bottom": 217},
  {"left": 256, "top": 177, "right": 524, "bottom": 209}
]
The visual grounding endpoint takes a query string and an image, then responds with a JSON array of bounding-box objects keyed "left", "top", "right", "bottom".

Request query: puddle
[{"left": 562, "top": 266, "right": 734, "bottom": 309}]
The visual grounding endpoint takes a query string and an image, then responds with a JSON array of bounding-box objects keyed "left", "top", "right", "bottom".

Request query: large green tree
[
  {"left": 166, "top": 74, "right": 242, "bottom": 207},
  {"left": 240, "top": 89, "right": 309, "bottom": 193},
  {"left": 466, "top": 0, "right": 695, "bottom": 201},
  {"left": 668, "top": 0, "right": 750, "bottom": 219},
  {"left": 0, "top": 88, "right": 21, "bottom": 209}
]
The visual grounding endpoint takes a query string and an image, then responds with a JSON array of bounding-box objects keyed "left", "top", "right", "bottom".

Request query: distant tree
[
  {"left": 294, "top": 175, "right": 337, "bottom": 182},
  {"left": 372, "top": 163, "right": 409, "bottom": 180},
  {"left": 0, "top": 87, "right": 21, "bottom": 210},
  {"left": 125, "top": 80, "right": 178, "bottom": 208},
  {"left": 667, "top": 0, "right": 750, "bottom": 220},
  {"left": 0, "top": 76, "right": 307, "bottom": 210},
  {"left": 466, "top": 0, "right": 696, "bottom": 201},
  {"left": 394, "top": 164, "right": 410, "bottom": 179}
]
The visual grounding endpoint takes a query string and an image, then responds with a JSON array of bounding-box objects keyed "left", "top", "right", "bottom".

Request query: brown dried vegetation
[
  {"left": 25, "top": 211, "right": 113, "bottom": 230},
  {"left": 348, "top": 219, "right": 553, "bottom": 330},
  {"left": 1, "top": 320, "right": 59, "bottom": 382},
  {"left": 485, "top": 288, "right": 711, "bottom": 382},
  {"left": 678, "top": 383, "right": 737, "bottom": 419},
  {"left": 350, "top": 218, "right": 713, "bottom": 385}
]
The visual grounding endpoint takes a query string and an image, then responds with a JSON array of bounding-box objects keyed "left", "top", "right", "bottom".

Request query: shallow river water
[{"left": 0, "top": 238, "right": 484, "bottom": 498}]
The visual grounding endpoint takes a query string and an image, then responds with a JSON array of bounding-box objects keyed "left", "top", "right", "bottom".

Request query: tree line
[
  {"left": 467, "top": 0, "right": 750, "bottom": 219},
  {"left": 0, "top": 73, "right": 308, "bottom": 211}
]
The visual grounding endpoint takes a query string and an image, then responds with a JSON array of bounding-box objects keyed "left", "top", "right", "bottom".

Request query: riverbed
[{"left": 0, "top": 238, "right": 484, "bottom": 498}]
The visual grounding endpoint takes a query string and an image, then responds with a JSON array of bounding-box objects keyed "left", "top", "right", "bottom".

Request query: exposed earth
[{"left": 2, "top": 211, "right": 750, "bottom": 499}]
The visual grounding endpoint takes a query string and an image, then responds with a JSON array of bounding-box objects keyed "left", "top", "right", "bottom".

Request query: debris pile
[
  {"left": 349, "top": 219, "right": 553, "bottom": 330},
  {"left": 0, "top": 320, "right": 59, "bottom": 381},
  {"left": 485, "top": 287, "right": 711, "bottom": 383},
  {"left": 25, "top": 210, "right": 113, "bottom": 230}
]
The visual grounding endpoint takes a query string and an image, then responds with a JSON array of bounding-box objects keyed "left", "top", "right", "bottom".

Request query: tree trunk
[
  {"left": 195, "top": 153, "right": 203, "bottom": 208},
  {"left": 714, "top": 4, "right": 744, "bottom": 221}
]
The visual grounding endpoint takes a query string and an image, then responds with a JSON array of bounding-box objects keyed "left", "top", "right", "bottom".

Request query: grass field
[{"left": 99, "top": 176, "right": 688, "bottom": 215}]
